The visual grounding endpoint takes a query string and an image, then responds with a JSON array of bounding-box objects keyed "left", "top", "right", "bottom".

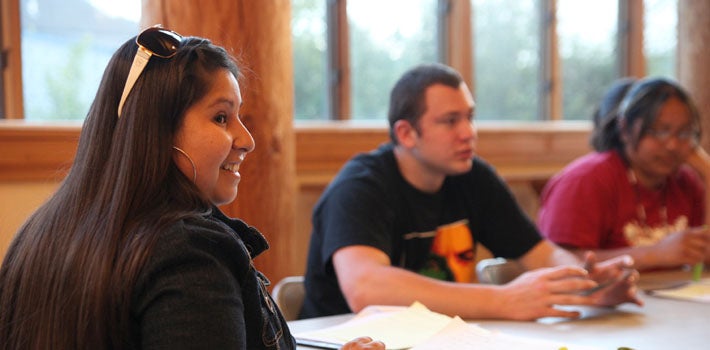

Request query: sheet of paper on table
[
  {"left": 294, "top": 302, "right": 601, "bottom": 350},
  {"left": 411, "top": 316, "right": 600, "bottom": 350},
  {"left": 646, "top": 277, "right": 710, "bottom": 303}
]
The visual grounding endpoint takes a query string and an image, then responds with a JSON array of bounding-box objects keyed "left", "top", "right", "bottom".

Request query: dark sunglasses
[{"left": 118, "top": 26, "right": 183, "bottom": 117}]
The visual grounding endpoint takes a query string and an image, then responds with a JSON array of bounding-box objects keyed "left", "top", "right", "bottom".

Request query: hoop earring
[{"left": 172, "top": 146, "right": 197, "bottom": 182}]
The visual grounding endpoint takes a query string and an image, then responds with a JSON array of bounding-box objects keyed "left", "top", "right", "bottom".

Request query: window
[
  {"left": 292, "top": 0, "right": 327, "bottom": 120},
  {"left": 20, "top": 0, "right": 140, "bottom": 120},
  {"left": 348, "top": 0, "right": 438, "bottom": 120},
  {"left": 291, "top": 0, "right": 439, "bottom": 120},
  {"left": 289, "top": 0, "right": 670, "bottom": 122},
  {"left": 5, "top": 0, "right": 681, "bottom": 122},
  {"left": 644, "top": 0, "right": 677, "bottom": 77},
  {"left": 557, "top": 0, "right": 617, "bottom": 120},
  {"left": 472, "top": 0, "right": 539, "bottom": 121}
]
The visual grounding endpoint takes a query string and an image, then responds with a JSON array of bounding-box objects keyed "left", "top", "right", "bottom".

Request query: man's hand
[
  {"left": 582, "top": 252, "right": 643, "bottom": 307},
  {"left": 496, "top": 266, "right": 599, "bottom": 321}
]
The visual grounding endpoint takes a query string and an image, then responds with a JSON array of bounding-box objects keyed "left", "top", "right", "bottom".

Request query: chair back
[
  {"left": 271, "top": 275, "right": 305, "bottom": 321},
  {"left": 476, "top": 258, "right": 525, "bottom": 285}
]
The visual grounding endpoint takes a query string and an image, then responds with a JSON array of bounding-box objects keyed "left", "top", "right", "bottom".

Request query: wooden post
[
  {"left": 618, "top": 0, "right": 645, "bottom": 77},
  {"left": 142, "top": 0, "right": 298, "bottom": 287},
  {"left": 0, "top": 0, "right": 23, "bottom": 118},
  {"left": 447, "top": 0, "right": 473, "bottom": 90},
  {"left": 540, "top": 0, "right": 561, "bottom": 120},
  {"left": 678, "top": 0, "right": 710, "bottom": 151},
  {"left": 678, "top": 1, "right": 710, "bottom": 227}
]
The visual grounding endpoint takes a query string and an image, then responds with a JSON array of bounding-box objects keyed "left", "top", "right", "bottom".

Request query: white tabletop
[{"left": 288, "top": 269, "right": 710, "bottom": 349}]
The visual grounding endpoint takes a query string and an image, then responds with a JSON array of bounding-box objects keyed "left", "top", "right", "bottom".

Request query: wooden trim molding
[
  {"left": 295, "top": 120, "right": 592, "bottom": 187},
  {"left": 0, "top": 121, "right": 80, "bottom": 181},
  {"left": 1, "top": 120, "right": 592, "bottom": 184}
]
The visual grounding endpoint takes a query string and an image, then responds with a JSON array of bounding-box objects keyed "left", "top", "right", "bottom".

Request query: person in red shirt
[{"left": 538, "top": 77, "right": 710, "bottom": 271}]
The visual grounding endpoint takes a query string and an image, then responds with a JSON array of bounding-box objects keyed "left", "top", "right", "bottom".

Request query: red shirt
[{"left": 538, "top": 151, "right": 705, "bottom": 249}]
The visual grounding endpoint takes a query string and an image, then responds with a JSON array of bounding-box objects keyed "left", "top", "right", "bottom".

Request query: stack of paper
[
  {"left": 295, "top": 302, "right": 601, "bottom": 350},
  {"left": 646, "top": 278, "right": 710, "bottom": 303}
]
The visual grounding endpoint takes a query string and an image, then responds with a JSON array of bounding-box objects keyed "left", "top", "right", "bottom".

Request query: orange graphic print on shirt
[{"left": 429, "top": 220, "right": 475, "bottom": 283}]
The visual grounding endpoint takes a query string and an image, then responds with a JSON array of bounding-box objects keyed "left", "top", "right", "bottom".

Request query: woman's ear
[{"left": 393, "top": 119, "right": 417, "bottom": 147}]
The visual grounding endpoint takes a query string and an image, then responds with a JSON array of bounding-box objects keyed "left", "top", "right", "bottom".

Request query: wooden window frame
[
  {"left": 1, "top": 0, "right": 23, "bottom": 119},
  {"left": 2, "top": 0, "right": 649, "bottom": 121},
  {"left": 322, "top": 0, "right": 646, "bottom": 121},
  {"left": 0, "top": 120, "right": 592, "bottom": 183}
]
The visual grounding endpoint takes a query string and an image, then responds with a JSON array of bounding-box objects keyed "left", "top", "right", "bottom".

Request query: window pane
[
  {"left": 292, "top": 0, "right": 327, "bottom": 120},
  {"left": 558, "top": 0, "right": 617, "bottom": 120},
  {"left": 21, "top": 0, "right": 140, "bottom": 120},
  {"left": 473, "top": 0, "right": 540, "bottom": 121},
  {"left": 348, "top": 0, "right": 438, "bottom": 120},
  {"left": 645, "top": 0, "right": 677, "bottom": 78}
]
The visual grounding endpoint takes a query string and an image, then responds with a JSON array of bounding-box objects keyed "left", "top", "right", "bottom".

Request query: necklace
[{"left": 627, "top": 168, "right": 668, "bottom": 229}]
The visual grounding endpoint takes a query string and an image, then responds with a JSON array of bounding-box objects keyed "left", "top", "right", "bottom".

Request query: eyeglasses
[
  {"left": 645, "top": 127, "right": 699, "bottom": 145},
  {"left": 118, "top": 26, "right": 183, "bottom": 118}
]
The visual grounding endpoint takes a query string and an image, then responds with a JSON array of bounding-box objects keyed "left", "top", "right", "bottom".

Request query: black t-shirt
[{"left": 300, "top": 143, "right": 542, "bottom": 319}]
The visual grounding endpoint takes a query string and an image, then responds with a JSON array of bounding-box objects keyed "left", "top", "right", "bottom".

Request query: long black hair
[
  {"left": 0, "top": 33, "right": 241, "bottom": 349},
  {"left": 589, "top": 77, "right": 636, "bottom": 151}
]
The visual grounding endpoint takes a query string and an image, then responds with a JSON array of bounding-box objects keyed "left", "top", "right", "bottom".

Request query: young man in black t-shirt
[{"left": 300, "top": 63, "right": 642, "bottom": 321}]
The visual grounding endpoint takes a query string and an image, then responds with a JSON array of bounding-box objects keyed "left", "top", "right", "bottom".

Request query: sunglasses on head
[{"left": 118, "top": 26, "right": 183, "bottom": 118}]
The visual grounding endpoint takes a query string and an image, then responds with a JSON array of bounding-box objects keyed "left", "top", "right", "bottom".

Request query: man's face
[{"left": 410, "top": 83, "right": 477, "bottom": 177}]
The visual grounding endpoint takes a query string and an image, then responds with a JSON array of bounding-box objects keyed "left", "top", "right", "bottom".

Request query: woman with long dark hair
[{"left": 0, "top": 27, "right": 383, "bottom": 350}]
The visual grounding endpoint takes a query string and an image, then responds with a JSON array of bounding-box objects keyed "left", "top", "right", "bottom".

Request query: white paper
[
  {"left": 295, "top": 302, "right": 451, "bottom": 349},
  {"left": 295, "top": 302, "right": 603, "bottom": 350},
  {"left": 412, "top": 317, "right": 600, "bottom": 350}
]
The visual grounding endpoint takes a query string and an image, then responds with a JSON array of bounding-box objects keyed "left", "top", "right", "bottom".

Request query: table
[{"left": 288, "top": 269, "right": 710, "bottom": 349}]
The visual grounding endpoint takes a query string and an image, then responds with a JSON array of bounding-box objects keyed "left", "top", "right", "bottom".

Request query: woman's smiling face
[{"left": 173, "top": 69, "right": 255, "bottom": 205}]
